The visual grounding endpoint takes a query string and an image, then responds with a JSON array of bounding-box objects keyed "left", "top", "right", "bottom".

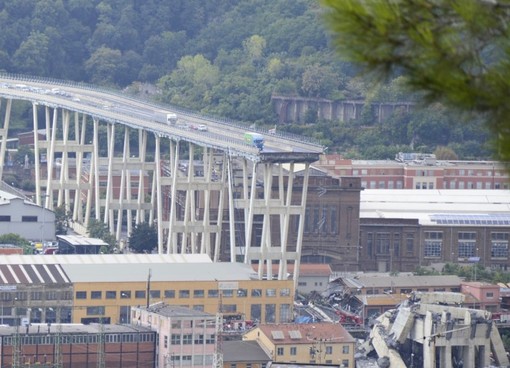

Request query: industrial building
[
  {"left": 0, "top": 191, "right": 55, "bottom": 243},
  {"left": 0, "top": 323, "right": 156, "bottom": 368},
  {"left": 359, "top": 189, "right": 510, "bottom": 272},
  {"left": 0, "top": 254, "right": 294, "bottom": 326},
  {"left": 314, "top": 153, "right": 510, "bottom": 190}
]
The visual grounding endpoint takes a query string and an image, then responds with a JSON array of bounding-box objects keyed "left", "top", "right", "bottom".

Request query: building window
[
  {"left": 342, "top": 359, "right": 349, "bottom": 367},
  {"left": 222, "top": 290, "right": 233, "bottom": 298},
  {"left": 406, "top": 234, "right": 414, "bottom": 254},
  {"left": 171, "top": 334, "right": 180, "bottom": 344},
  {"left": 206, "top": 334, "right": 215, "bottom": 344},
  {"left": 194, "top": 334, "right": 204, "bottom": 344},
  {"left": 487, "top": 292, "right": 494, "bottom": 298},
  {"left": 106, "top": 291, "right": 116, "bottom": 299},
  {"left": 458, "top": 232, "right": 477, "bottom": 258},
  {"left": 280, "top": 304, "right": 291, "bottom": 322},
  {"left": 164, "top": 335, "right": 168, "bottom": 348},
  {"left": 183, "top": 334, "right": 193, "bottom": 344},
  {"left": 150, "top": 290, "right": 161, "bottom": 299},
  {"left": 251, "top": 289, "right": 262, "bottom": 297},
  {"left": 266, "top": 289, "right": 276, "bottom": 297},
  {"left": 193, "top": 305, "right": 204, "bottom": 311},
  {"left": 135, "top": 290, "right": 146, "bottom": 299},
  {"left": 290, "top": 347, "right": 297, "bottom": 355},
  {"left": 22, "top": 216, "right": 38, "bottom": 222},
  {"left": 46, "top": 291, "right": 58, "bottom": 300},
  {"left": 251, "top": 304, "right": 261, "bottom": 321},
  {"left": 0, "top": 216, "right": 10, "bottom": 222},
  {"left": 193, "top": 290, "right": 204, "bottom": 298},
  {"left": 367, "top": 233, "right": 373, "bottom": 257},
  {"left": 76, "top": 291, "right": 86, "bottom": 299},
  {"left": 91, "top": 291, "right": 102, "bottom": 299},
  {"left": 342, "top": 345, "right": 350, "bottom": 354},
  {"left": 86, "top": 306, "right": 105, "bottom": 315},
  {"left": 280, "top": 288, "right": 290, "bottom": 297},
  {"left": 237, "top": 288, "right": 248, "bottom": 297},
  {"left": 330, "top": 206, "right": 337, "bottom": 234},
  {"left": 164, "top": 290, "right": 175, "bottom": 298},
  {"left": 277, "top": 347, "right": 284, "bottom": 356},
  {"left": 491, "top": 232, "right": 509, "bottom": 258},
  {"left": 424, "top": 231, "right": 442, "bottom": 257},
  {"left": 265, "top": 304, "right": 276, "bottom": 323},
  {"left": 208, "top": 289, "right": 218, "bottom": 298},
  {"left": 376, "top": 233, "right": 390, "bottom": 254},
  {"left": 222, "top": 304, "right": 237, "bottom": 313},
  {"left": 179, "top": 290, "right": 190, "bottom": 298}
]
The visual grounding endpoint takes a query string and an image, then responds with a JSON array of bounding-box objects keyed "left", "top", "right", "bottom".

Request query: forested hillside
[{"left": 0, "top": 0, "right": 492, "bottom": 159}]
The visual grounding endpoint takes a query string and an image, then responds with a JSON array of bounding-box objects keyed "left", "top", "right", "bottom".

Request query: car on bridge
[{"left": 197, "top": 124, "right": 208, "bottom": 131}]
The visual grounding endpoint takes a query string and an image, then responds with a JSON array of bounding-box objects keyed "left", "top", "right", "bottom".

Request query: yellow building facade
[
  {"left": 243, "top": 323, "right": 356, "bottom": 367},
  {"left": 72, "top": 277, "right": 294, "bottom": 325},
  {"left": 0, "top": 254, "right": 294, "bottom": 327}
]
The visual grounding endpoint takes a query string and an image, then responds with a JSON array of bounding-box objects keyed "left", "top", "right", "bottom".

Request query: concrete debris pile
[{"left": 358, "top": 292, "right": 510, "bottom": 368}]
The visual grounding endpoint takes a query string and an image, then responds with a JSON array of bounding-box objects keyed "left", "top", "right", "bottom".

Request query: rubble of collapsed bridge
[{"left": 358, "top": 292, "right": 510, "bottom": 368}]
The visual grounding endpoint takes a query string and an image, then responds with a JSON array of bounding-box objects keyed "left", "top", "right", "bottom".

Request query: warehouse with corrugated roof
[
  {"left": 0, "top": 254, "right": 294, "bottom": 326},
  {"left": 359, "top": 189, "right": 510, "bottom": 273}
]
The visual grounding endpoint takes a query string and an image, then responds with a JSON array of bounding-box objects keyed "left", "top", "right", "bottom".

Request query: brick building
[{"left": 314, "top": 154, "right": 510, "bottom": 190}]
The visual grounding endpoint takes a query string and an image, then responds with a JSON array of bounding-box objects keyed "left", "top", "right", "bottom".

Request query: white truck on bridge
[{"left": 166, "top": 113, "right": 177, "bottom": 125}]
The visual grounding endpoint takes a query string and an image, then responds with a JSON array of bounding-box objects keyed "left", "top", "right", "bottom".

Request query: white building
[
  {"left": 0, "top": 191, "right": 55, "bottom": 242},
  {"left": 131, "top": 303, "right": 217, "bottom": 368}
]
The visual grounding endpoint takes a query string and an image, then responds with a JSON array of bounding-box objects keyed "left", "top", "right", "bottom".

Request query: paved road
[{"left": 0, "top": 75, "right": 323, "bottom": 162}]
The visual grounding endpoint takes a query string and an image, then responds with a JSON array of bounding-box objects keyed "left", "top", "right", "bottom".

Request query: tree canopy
[
  {"left": 87, "top": 218, "right": 116, "bottom": 253},
  {"left": 0, "top": 0, "right": 498, "bottom": 160},
  {"left": 321, "top": 0, "right": 510, "bottom": 163},
  {"left": 128, "top": 222, "right": 158, "bottom": 254}
]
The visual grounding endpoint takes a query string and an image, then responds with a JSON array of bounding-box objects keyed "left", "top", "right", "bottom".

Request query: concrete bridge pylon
[{"left": 0, "top": 79, "right": 322, "bottom": 282}]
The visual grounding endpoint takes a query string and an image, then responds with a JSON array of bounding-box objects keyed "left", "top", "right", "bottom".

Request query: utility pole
[
  {"left": 97, "top": 319, "right": 105, "bottom": 368},
  {"left": 146, "top": 268, "right": 152, "bottom": 308},
  {"left": 54, "top": 323, "right": 63, "bottom": 368},
  {"left": 213, "top": 283, "right": 224, "bottom": 368},
  {"left": 12, "top": 323, "right": 21, "bottom": 368}
]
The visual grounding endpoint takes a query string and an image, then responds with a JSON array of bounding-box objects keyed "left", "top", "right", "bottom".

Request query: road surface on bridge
[{"left": 0, "top": 74, "right": 323, "bottom": 162}]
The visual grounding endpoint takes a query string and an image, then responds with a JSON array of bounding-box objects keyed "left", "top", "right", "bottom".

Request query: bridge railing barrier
[{"left": 0, "top": 73, "right": 323, "bottom": 150}]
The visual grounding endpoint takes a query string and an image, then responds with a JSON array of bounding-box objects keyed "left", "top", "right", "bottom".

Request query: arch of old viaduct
[{"left": 272, "top": 95, "right": 414, "bottom": 123}]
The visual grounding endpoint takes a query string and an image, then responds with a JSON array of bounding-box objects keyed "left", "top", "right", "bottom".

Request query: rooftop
[
  {"left": 341, "top": 274, "right": 463, "bottom": 289},
  {"left": 0, "top": 253, "right": 212, "bottom": 265},
  {"left": 0, "top": 323, "right": 152, "bottom": 336},
  {"left": 56, "top": 235, "right": 109, "bottom": 246},
  {"left": 360, "top": 189, "right": 510, "bottom": 225},
  {"left": 223, "top": 340, "right": 271, "bottom": 362},
  {"left": 254, "top": 323, "right": 355, "bottom": 345}
]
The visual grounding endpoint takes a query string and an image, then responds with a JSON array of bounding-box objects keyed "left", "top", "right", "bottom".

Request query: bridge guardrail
[{"left": 0, "top": 73, "right": 324, "bottom": 150}]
